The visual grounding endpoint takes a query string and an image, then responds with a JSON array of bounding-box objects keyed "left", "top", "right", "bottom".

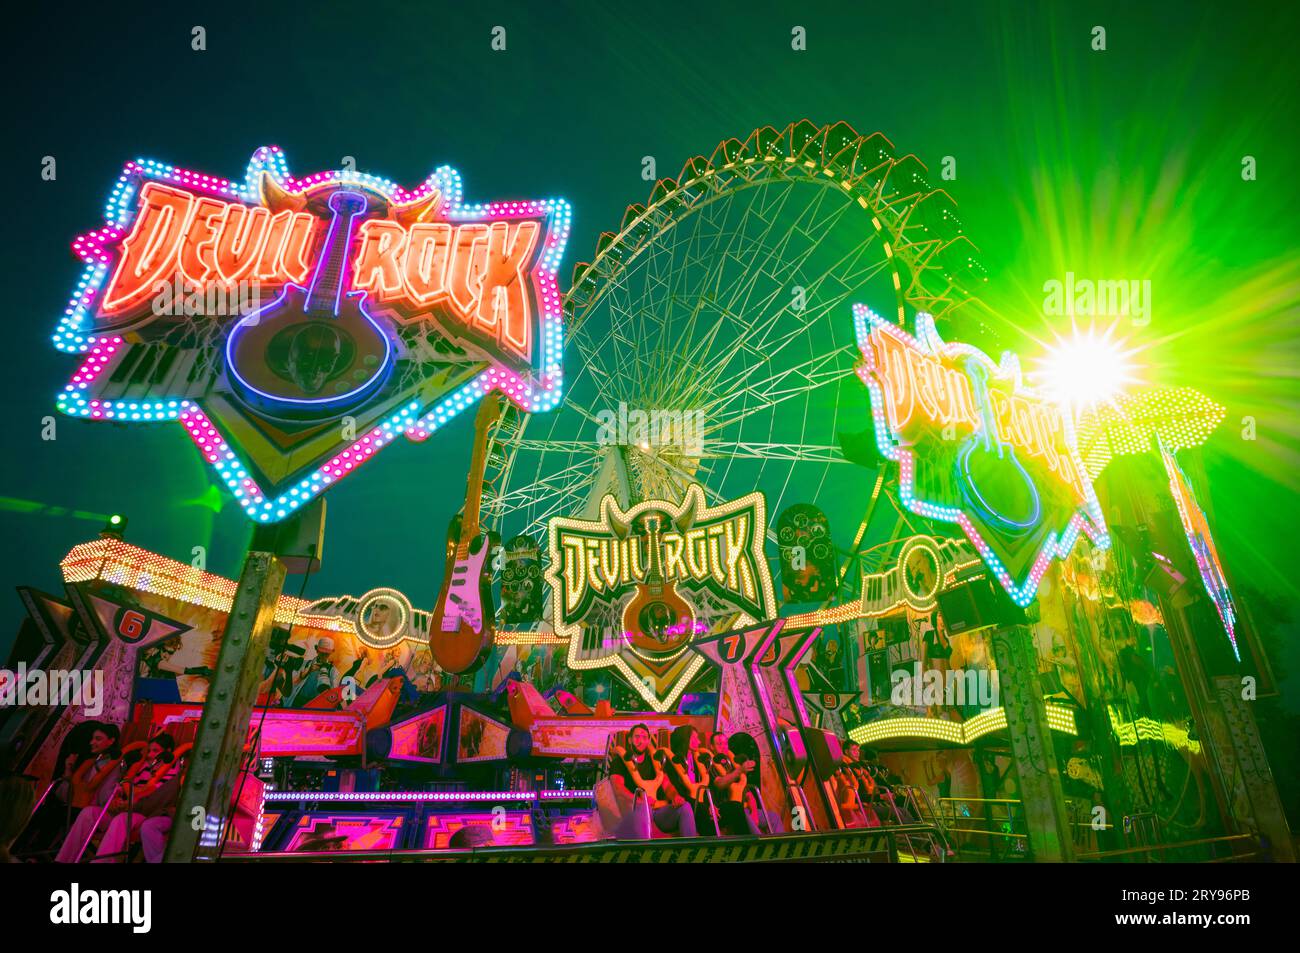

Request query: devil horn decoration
[
  {"left": 259, "top": 172, "right": 308, "bottom": 214},
  {"left": 674, "top": 488, "right": 699, "bottom": 533},
  {"left": 393, "top": 190, "right": 443, "bottom": 226}
]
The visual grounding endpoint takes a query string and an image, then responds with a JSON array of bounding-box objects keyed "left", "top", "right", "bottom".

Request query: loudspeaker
[
  {"left": 936, "top": 572, "right": 1035, "bottom": 634},
  {"left": 253, "top": 497, "right": 326, "bottom": 574},
  {"left": 776, "top": 727, "right": 809, "bottom": 778}
]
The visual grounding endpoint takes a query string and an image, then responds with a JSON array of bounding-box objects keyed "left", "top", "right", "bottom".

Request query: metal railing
[
  {"left": 936, "top": 797, "right": 1029, "bottom": 859},
  {"left": 1078, "top": 833, "right": 1262, "bottom": 863}
]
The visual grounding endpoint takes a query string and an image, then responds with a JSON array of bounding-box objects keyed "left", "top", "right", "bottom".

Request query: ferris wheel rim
[{"left": 483, "top": 120, "right": 985, "bottom": 552}]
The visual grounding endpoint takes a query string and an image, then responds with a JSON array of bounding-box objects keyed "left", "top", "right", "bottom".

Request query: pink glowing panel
[
  {"left": 455, "top": 707, "right": 512, "bottom": 763},
  {"left": 528, "top": 716, "right": 703, "bottom": 757},
  {"left": 285, "top": 814, "right": 404, "bottom": 853},
  {"left": 257, "top": 709, "right": 366, "bottom": 757},
  {"left": 388, "top": 706, "right": 447, "bottom": 763},
  {"left": 551, "top": 812, "right": 599, "bottom": 845},
  {"left": 423, "top": 812, "right": 533, "bottom": 849}
]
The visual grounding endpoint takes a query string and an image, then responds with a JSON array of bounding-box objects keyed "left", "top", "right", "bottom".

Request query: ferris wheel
[{"left": 481, "top": 121, "right": 984, "bottom": 622}]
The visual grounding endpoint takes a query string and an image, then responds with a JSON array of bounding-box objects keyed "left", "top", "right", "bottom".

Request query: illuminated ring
[
  {"left": 956, "top": 442, "right": 1042, "bottom": 532},
  {"left": 223, "top": 294, "right": 395, "bottom": 410},
  {"left": 619, "top": 592, "right": 698, "bottom": 667},
  {"left": 897, "top": 536, "right": 942, "bottom": 609},
  {"left": 354, "top": 587, "right": 411, "bottom": 648}
]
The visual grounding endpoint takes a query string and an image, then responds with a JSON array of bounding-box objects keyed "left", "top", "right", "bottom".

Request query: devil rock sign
[{"left": 52, "top": 148, "right": 571, "bottom": 522}]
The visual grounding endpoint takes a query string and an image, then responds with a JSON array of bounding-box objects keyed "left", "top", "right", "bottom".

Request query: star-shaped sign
[
  {"left": 853, "top": 305, "right": 1109, "bottom": 606},
  {"left": 545, "top": 486, "right": 777, "bottom": 712},
  {"left": 51, "top": 147, "right": 571, "bottom": 522}
]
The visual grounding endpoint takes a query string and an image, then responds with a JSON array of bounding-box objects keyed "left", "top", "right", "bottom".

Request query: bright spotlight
[{"left": 1033, "top": 324, "right": 1140, "bottom": 414}]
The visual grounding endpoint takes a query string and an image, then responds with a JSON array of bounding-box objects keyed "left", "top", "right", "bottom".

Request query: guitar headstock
[
  {"left": 639, "top": 512, "right": 664, "bottom": 536},
  {"left": 328, "top": 190, "right": 368, "bottom": 216}
]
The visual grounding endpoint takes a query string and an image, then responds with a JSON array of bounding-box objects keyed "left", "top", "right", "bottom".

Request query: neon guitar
[
  {"left": 429, "top": 393, "right": 504, "bottom": 674},
  {"left": 622, "top": 513, "right": 695, "bottom": 654},
  {"left": 954, "top": 360, "right": 1041, "bottom": 534},
  {"left": 225, "top": 189, "right": 392, "bottom": 415}
]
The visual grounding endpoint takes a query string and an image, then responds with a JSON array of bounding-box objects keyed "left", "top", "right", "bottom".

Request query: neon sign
[
  {"left": 859, "top": 534, "right": 982, "bottom": 616},
  {"left": 545, "top": 486, "right": 776, "bottom": 712},
  {"left": 52, "top": 148, "right": 571, "bottom": 522},
  {"left": 854, "top": 306, "right": 1108, "bottom": 606},
  {"left": 1160, "top": 447, "right": 1239, "bottom": 660}
]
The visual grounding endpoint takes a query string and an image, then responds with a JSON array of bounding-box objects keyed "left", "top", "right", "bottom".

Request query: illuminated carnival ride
[{"left": 3, "top": 123, "right": 1269, "bottom": 863}]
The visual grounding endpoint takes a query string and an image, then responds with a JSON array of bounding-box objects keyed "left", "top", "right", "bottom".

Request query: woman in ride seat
[
  {"left": 707, "top": 732, "right": 761, "bottom": 835},
  {"left": 53, "top": 724, "right": 125, "bottom": 862},
  {"left": 57, "top": 732, "right": 176, "bottom": 863},
  {"left": 663, "top": 726, "right": 718, "bottom": 836}
]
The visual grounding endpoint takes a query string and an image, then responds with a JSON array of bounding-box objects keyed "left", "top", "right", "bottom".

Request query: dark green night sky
[{"left": 4, "top": 0, "right": 1298, "bottom": 704}]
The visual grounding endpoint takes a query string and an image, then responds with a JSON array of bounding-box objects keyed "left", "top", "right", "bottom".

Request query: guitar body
[
  {"left": 225, "top": 284, "right": 392, "bottom": 411},
  {"left": 955, "top": 438, "right": 1041, "bottom": 533},
  {"left": 428, "top": 394, "right": 505, "bottom": 675},
  {"left": 622, "top": 580, "right": 694, "bottom": 654},
  {"left": 953, "top": 359, "right": 1042, "bottom": 537},
  {"left": 428, "top": 524, "right": 495, "bottom": 674},
  {"left": 223, "top": 189, "right": 393, "bottom": 417}
]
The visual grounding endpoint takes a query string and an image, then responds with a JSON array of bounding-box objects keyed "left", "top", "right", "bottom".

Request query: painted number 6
[{"left": 117, "top": 609, "right": 147, "bottom": 642}]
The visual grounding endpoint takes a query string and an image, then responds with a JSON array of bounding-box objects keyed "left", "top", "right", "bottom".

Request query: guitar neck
[
  {"left": 459, "top": 393, "right": 503, "bottom": 543},
  {"left": 644, "top": 522, "right": 665, "bottom": 584},
  {"left": 306, "top": 192, "right": 366, "bottom": 315}
]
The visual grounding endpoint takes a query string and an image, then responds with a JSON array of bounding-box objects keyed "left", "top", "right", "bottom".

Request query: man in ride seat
[
  {"left": 608, "top": 724, "right": 696, "bottom": 838},
  {"left": 834, "top": 740, "right": 881, "bottom": 828}
]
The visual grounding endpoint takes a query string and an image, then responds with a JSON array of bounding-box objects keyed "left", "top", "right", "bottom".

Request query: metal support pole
[
  {"left": 164, "top": 549, "right": 286, "bottom": 862},
  {"left": 989, "top": 624, "right": 1076, "bottom": 862},
  {"left": 1208, "top": 675, "right": 1296, "bottom": 862}
]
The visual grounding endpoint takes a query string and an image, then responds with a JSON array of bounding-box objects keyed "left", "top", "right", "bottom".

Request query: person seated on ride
[
  {"left": 857, "top": 756, "right": 914, "bottom": 823},
  {"left": 843, "top": 741, "right": 879, "bottom": 803},
  {"left": 663, "top": 726, "right": 718, "bottom": 836},
  {"left": 724, "top": 732, "right": 785, "bottom": 834},
  {"left": 608, "top": 724, "right": 692, "bottom": 839},
  {"left": 54, "top": 725, "right": 126, "bottom": 862},
  {"left": 57, "top": 733, "right": 177, "bottom": 863},
  {"left": 877, "top": 764, "right": 916, "bottom": 823},
  {"left": 707, "top": 732, "right": 761, "bottom": 836},
  {"left": 834, "top": 739, "right": 880, "bottom": 828},
  {"left": 117, "top": 733, "right": 175, "bottom": 797},
  {"left": 134, "top": 745, "right": 191, "bottom": 863},
  {"left": 68, "top": 724, "right": 123, "bottom": 810}
]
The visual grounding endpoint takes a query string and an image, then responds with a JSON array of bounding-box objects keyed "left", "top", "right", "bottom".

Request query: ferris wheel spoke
[
  {"left": 558, "top": 398, "right": 603, "bottom": 431},
  {"left": 491, "top": 458, "right": 596, "bottom": 509},
  {"left": 508, "top": 439, "right": 604, "bottom": 453},
  {"left": 699, "top": 441, "right": 846, "bottom": 463},
  {"left": 698, "top": 345, "right": 856, "bottom": 433}
]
